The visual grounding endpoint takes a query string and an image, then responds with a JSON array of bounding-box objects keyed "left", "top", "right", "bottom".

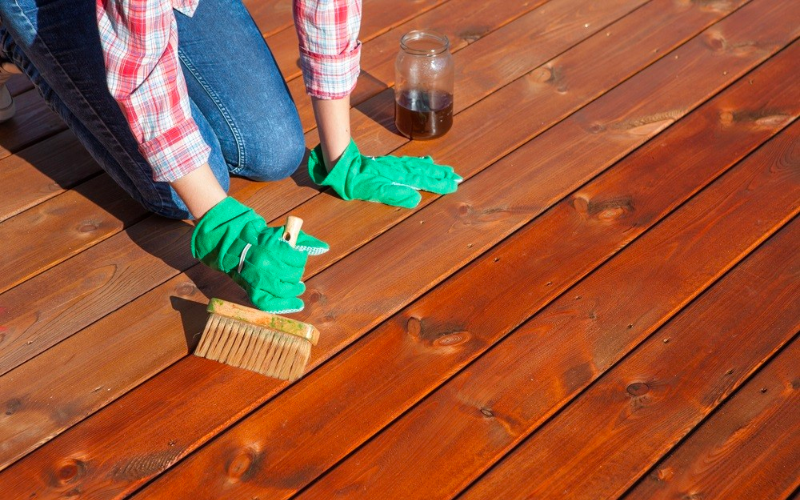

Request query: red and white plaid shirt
[{"left": 96, "top": 0, "right": 361, "bottom": 182}]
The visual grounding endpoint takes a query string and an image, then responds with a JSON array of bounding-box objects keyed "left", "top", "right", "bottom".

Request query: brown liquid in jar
[{"left": 395, "top": 90, "right": 453, "bottom": 140}]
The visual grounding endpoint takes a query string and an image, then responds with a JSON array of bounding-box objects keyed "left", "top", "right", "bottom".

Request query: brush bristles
[{"left": 195, "top": 314, "right": 312, "bottom": 381}]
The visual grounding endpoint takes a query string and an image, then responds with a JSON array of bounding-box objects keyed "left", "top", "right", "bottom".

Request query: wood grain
[
  {"left": 0, "top": 130, "right": 100, "bottom": 222},
  {"left": 0, "top": 2, "right": 794, "bottom": 497},
  {"left": 0, "top": 217, "right": 195, "bottom": 378},
  {"left": 134, "top": 40, "right": 800, "bottom": 500},
  {"left": 245, "top": 0, "right": 294, "bottom": 37},
  {"left": 0, "top": 89, "right": 66, "bottom": 160},
  {"left": 295, "top": 118, "right": 800, "bottom": 500},
  {"left": 0, "top": 174, "right": 148, "bottom": 295},
  {"left": 0, "top": 272, "right": 212, "bottom": 470},
  {"left": 622, "top": 340, "right": 800, "bottom": 500},
  {"left": 460, "top": 218, "right": 800, "bottom": 499}
]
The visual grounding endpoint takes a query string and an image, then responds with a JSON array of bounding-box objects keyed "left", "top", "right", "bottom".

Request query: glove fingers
[
  {"left": 376, "top": 158, "right": 462, "bottom": 194},
  {"left": 242, "top": 247, "right": 305, "bottom": 282},
  {"left": 266, "top": 240, "right": 310, "bottom": 268},
  {"left": 394, "top": 156, "right": 456, "bottom": 178},
  {"left": 236, "top": 270, "right": 306, "bottom": 298},
  {"left": 374, "top": 181, "right": 423, "bottom": 208},
  {"left": 249, "top": 292, "right": 305, "bottom": 314},
  {"left": 295, "top": 230, "right": 330, "bottom": 256},
  {"left": 403, "top": 173, "right": 461, "bottom": 195}
]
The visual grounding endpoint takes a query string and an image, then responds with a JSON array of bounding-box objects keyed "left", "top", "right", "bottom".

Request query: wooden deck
[{"left": 0, "top": 0, "right": 798, "bottom": 498}]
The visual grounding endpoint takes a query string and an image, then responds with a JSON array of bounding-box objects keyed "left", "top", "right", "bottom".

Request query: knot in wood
[
  {"left": 655, "top": 466, "right": 674, "bottom": 481},
  {"left": 227, "top": 448, "right": 258, "bottom": 481},
  {"left": 54, "top": 458, "right": 86, "bottom": 485},
  {"left": 457, "top": 202, "right": 473, "bottom": 217},
  {"left": 77, "top": 220, "right": 100, "bottom": 233},
  {"left": 529, "top": 66, "right": 553, "bottom": 84},
  {"left": 5, "top": 397, "right": 21, "bottom": 415},
  {"left": 573, "top": 195, "right": 634, "bottom": 222},
  {"left": 406, "top": 316, "right": 422, "bottom": 340},
  {"left": 588, "top": 123, "right": 606, "bottom": 134},
  {"left": 703, "top": 31, "right": 727, "bottom": 52},
  {"left": 626, "top": 382, "right": 650, "bottom": 397},
  {"left": 307, "top": 289, "right": 325, "bottom": 305},
  {"left": 175, "top": 282, "right": 196, "bottom": 296},
  {"left": 480, "top": 407, "right": 494, "bottom": 418},
  {"left": 432, "top": 331, "right": 471, "bottom": 348},
  {"left": 458, "top": 28, "right": 486, "bottom": 43}
]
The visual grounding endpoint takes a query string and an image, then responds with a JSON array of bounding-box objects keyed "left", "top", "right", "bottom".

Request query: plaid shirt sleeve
[
  {"left": 96, "top": 0, "right": 210, "bottom": 182},
  {"left": 294, "top": 0, "right": 362, "bottom": 99}
]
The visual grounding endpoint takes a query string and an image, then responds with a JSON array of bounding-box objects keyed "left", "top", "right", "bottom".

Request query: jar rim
[{"left": 400, "top": 30, "right": 450, "bottom": 56}]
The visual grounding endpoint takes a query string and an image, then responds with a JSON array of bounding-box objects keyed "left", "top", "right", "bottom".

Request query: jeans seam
[
  {"left": 178, "top": 48, "right": 247, "bottom": 174},
  {"left": 8, "top": 0, "right": 170, "bottom": 211}
]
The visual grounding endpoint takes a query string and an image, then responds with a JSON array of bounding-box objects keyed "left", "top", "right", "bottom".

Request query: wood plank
[
  {"left": 0, "top": 271, "right": 213, "bottom": 471},
  {"left": 269, "top": 0, "right": 451, "bottom": 82},
  {"left": 244, "top": 0, "right": 293, "bottom": 37},
  {"left": 0, "top": 88, "right": 66, "bottom": 160},
  {"left": 134, "top": 41, "right": 800, "bottom": 500},
  {"left": 622, "top": 339, "right": 800, "bottom": 500},
  {"left": 0, "top": 174, "right": 148, "bottom": 295},
  {"left": 0, "top": 217, "right": 195, "bottom": 377},
  {"left": 0, "top": 4, "right": 793, "bottom": 497},
  {"left": 294, "top": 118, "right": 800, "bottom": 500},
  {"left": 459, "top": 219, "right": 800, "bottom": 500},
  {"left": 0, "top": 130, "right": 100, "bottom": 222}
]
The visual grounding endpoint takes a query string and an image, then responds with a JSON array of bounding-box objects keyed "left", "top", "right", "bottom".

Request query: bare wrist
[
  {"left": 170, "top": 163, "right": 227, "bottom": 219},
  {"left": 311, "top": 95, "right": 352, "bottom": 172}
]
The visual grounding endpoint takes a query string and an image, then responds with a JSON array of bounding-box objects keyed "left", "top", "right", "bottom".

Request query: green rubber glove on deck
[
  {"left": 191, "top": 197, "right": 328, "bottom": 314},
  {"left": 308, "top": 139, "right": 462, "bottom": 208}
]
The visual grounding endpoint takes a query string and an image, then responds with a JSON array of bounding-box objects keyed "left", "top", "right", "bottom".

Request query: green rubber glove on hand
[
  {"left": 308, "top": 139, "right": 462, "bottom": 208},
  {"left": 191, "top": 197, "right": 328, "bottom": 313}
]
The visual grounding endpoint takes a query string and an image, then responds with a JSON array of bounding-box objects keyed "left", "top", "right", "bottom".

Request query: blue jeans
[{"left": 0, "top": 0, "right": 305, "bottom": 219}]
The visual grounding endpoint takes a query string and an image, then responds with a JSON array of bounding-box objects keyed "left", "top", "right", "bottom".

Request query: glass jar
[{"left": 394, "top": 30, "right": 454, "bottom": 140}]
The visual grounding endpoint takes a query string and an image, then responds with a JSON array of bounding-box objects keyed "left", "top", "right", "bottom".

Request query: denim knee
[{"left": 233, "top": 115, "right": 305, "bottom": 182}]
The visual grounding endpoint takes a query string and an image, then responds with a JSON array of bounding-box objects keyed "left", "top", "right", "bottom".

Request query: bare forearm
[
  {"left": 311, "top": 95, "right": 352, "bottom": 172},
  {"left": 170, "top": 163, "right": 227, "bottom": 219}
]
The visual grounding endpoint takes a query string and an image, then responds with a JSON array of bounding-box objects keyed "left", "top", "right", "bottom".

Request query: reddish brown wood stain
[{"left": 0, "top": 0, "right": 797, "bottom": 498}]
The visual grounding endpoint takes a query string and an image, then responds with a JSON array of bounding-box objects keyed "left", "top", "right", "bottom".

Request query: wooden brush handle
[
  {"left": 283, "top": 216, "right": 303, "bottom": 248},
  {"left": 207, "top": 298, "right": 320, "bottom": 344}
]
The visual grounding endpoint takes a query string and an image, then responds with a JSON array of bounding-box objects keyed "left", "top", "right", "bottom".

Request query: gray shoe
[{"left": 0, "top": 84, "right": 15, "bottom": 123}]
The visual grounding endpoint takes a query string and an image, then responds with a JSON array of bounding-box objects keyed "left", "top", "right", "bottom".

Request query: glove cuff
[{"left": 308, "top": 139, "right": 361, "bottom": 200}]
